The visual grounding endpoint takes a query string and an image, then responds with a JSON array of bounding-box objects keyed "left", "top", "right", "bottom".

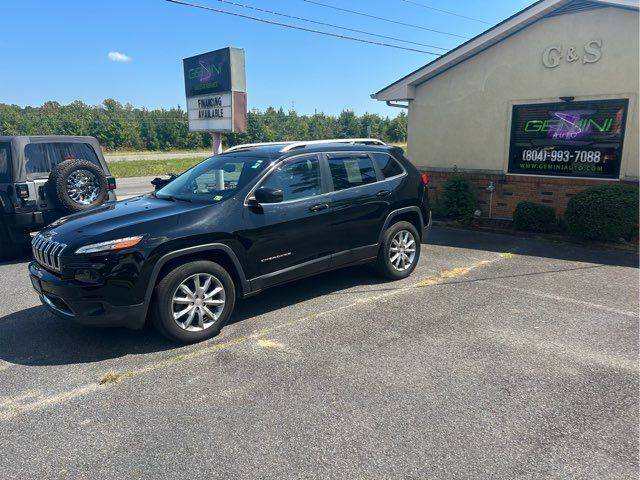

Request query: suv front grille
[{"left": 32, "top": 235, "right": 67, "bottom": 272}]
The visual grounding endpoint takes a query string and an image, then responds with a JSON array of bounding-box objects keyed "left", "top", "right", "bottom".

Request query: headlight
[{"left": 75, "top": 236, "right": 144, "bottom": 254}]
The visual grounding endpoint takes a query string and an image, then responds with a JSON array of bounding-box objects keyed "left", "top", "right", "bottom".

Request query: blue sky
[{"left": 1, "top": 0, "right": 530, "bottom": 116}]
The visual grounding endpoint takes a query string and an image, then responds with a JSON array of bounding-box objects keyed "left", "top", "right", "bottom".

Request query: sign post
[{"left": 183, "top": 47, "right": 247, "bottom": 154}]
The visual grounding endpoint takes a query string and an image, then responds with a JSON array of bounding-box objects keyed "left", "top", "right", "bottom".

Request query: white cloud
[{"left": 108, "top": 51, "right": 132, "bottom": 62}]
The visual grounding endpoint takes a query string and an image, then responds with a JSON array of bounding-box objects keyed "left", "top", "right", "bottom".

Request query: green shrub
[
  {"left": 565, "top": 184, "right": 639, "bottom": 241},
  {"left": 442, "top": 176, "right": 476, "bottom": 219},
  {"left": 512, "top": 202, "right": 557, "bottom": 233}
]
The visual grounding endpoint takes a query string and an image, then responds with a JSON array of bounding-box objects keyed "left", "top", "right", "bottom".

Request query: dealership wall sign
[
  {"left": 542, "top": 40, "right": 602, "bottom": 68},
  {"left": 508, "top": 99, "right": 628, "bottom": 179},
  {"left": 183, "top": 47, "right": 247, "bottom": 134}
]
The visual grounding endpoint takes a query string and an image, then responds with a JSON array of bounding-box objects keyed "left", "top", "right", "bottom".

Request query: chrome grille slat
[{"left": 31, "top": 234, "right": 66, "bottom": 273}]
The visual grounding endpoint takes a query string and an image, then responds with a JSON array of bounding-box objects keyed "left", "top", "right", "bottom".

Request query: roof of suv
[
  {"left": 222, "top": 143, "right": 400, "bottom": 159},
  {"left": 0, "top": 135, "right": 99, "bottom": 143}
]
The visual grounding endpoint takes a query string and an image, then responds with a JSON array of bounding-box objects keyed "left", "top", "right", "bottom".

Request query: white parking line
[{"left": 488, "top": 282, "right": 638, "bottom": 318}]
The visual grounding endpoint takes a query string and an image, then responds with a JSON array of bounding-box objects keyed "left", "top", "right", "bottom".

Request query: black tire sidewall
[
  {"left": 377, "top": 221, "right": 421, "bottom": 280},
  {"left": 49, "top": 159, "right": 108, "bottom": 212},
  {"left": 153, "top": 261, "right": 236, "bottom": 343}
]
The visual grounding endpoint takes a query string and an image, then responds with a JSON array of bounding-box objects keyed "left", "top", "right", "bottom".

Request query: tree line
[{"left": 0, "top": 99, "right": 407, "bottom": 151}]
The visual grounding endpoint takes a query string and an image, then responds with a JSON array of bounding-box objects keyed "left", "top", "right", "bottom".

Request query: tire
[
  {"left": 375, "top": 221, "right": 421, "bottom": 280},
  {"left": 49, "top": 159, "right": 108, "bottom": 212},
  {"left": 152, "top": 260, "right": 236, "bottom": 344}
]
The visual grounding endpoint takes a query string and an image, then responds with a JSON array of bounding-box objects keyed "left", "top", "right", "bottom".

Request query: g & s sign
[{"left": 542, "top": 39, "right": 602, "bottom": 68}]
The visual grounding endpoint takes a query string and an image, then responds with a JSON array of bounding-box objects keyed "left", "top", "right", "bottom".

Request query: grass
[
  {"left": 106, "top": 157, "right": 206, "bottom": 178},
  {"left": 106, "top": 142, "right": 409, "bottom": 178},
  {"left": 103, "top": 148, "right": 210, "bottom": 156}
]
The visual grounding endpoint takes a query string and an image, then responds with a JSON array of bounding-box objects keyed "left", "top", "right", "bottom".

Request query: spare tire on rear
[{"left": 49, "top": 159, "right": 108, "bottom": 212}]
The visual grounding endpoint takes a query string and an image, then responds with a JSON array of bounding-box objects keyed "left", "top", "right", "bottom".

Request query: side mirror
[
  {"left": 253, "top": 187, "right": 283, "bottom": 204},
  {"left": 151, "top": 173, "right": 177, "bottom": 191}
]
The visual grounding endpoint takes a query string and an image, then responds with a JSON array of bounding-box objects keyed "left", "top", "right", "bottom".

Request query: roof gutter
[{"left": 386, "top": 101, "right": 409, "bottom": 109}]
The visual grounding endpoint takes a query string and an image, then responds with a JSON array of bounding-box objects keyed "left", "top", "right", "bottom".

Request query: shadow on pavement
[
  {"left": 429, "top": 226, "right": 639, "bottom": 268},
  {"left": 0, "top": 265, "right": 391, "bottom": 367},
  {"left": 4, "top": 226, "right": 631, "bottom": 368},
  {"left": 230, "top": 265, "right": 390, "bottom": 326},
  {"left": 0, "top": 306, "right": 178, "bottom": 367}
]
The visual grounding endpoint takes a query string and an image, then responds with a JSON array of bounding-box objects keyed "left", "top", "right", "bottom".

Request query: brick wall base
[{"left": 423, "top": 170, "right": 639, "bottom": 220}]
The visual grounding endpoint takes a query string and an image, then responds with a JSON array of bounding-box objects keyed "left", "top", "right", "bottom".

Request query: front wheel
[
  {"left": 152, "top": 260, "right": 236, "bottom": 343},
  {"left": 375, "top": 221, "right": 421, "bottom": 280}
]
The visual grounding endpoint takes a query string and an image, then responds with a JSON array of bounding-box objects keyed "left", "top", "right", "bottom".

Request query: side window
[
  {"left": 372, "top": 153, "right": 404, "bottom": 178},
  {"left": 328, "top": 153, "right": 377, "bottom": 191},
  {"left": 261, "top": 155, "right": 321, "bottom": 202},
  {"left": 0, "top": 143, "right": 11, "bottom": 182},
  {"left": 24, "top": 143, "right": 100, "bottom": 177}
]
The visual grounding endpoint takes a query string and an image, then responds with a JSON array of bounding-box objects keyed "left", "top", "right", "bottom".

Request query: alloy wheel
[
  {"left": 389, "top": 230, "right": 416, "bottom": 271},
  {"left": 172, "top": 273, "right": 226, "bottom": 332},
  {"left": 67, "top": 169, "right": 100, "bottom": 205}
]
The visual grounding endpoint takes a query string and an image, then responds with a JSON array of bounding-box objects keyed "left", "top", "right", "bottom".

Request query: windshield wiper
[{"left": 156, "top": 193, "right": 193, "bottom": 203}]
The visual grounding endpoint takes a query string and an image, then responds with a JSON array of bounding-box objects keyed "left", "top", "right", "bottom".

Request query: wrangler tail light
[
  {"left": 15, "top": 184, "right": 30, "bottom": 199},
  {"left": 106, "top": 177, "right": 117, "bottom": 191},
  {"left": 420, "top": 173, "right": 430, "bottom": 185}
]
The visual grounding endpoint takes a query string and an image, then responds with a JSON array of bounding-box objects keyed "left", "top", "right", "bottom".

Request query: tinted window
[
  {"left": 157, "top": 155, "right": 269, "bottom": 203},
  {"left": 24, "top": 143, "right": 100, "bottom": 178},
  {"left": 372, "top": 153, "right": 404, "bottom": 178},
  {"left": 328, "top": 154, "right": 377, "bottom": 191},
  {"left": 261, "top": 155, "right": 321, "bottom": 202},
  {"left": 0, "top": 143, "right": 11, "bottom": 182}
]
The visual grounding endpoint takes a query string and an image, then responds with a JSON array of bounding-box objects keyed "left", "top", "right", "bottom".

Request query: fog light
[{"left": 75, "top": 269, "right": 101, "bottom": 284}]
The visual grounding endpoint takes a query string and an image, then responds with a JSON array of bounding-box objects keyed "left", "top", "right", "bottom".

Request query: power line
[
  {"left": 302, "top": 0, "right": 469, "bottom": 39},
  {"left": 399, "top": 0, "right": 491, "bottom": 24},
  {"left": 165, "top": 0, "right": 443, "bottom": 55},
  {"left": 210, "top": 0, "right": 449, "bottom": 51}
]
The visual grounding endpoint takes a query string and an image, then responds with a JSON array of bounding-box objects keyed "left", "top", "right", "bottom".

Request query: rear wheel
[
  {"left": 152, "top": 260, "right": 235, "bottom": 343},
  {"left": 375, "top": 221, "right": 420, "bottom": 280}
]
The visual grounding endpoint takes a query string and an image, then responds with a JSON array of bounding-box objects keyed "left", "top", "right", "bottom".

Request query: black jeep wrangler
[
  {"left": 0, "top": 136, "right": 116, "bottom": 257},
  {"left": 29, "top": 139, "right": 431, "bottom": 344}
]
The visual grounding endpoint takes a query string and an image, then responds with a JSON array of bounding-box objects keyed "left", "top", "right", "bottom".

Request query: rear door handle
[
  {"left": 309, "top": 203, "right": 329, "bottom": 212},
  {"left": 376, "top": 190, "right": 391, "bottom": 197}
]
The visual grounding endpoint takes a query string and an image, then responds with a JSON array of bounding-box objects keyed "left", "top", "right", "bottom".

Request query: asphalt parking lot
[{"left": 0, "top": 226, "right": 638, "bottom": 479}]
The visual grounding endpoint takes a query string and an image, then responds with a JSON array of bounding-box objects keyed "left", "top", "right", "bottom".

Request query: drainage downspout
[{"left": 386, "top": 101, "right": 409, "bottom": 109}]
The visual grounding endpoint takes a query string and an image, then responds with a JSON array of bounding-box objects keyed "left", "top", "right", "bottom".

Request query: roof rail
[
  {"left": 280, "top": 138, "right": 387, "bottom": 153},
  {"left": 225, "top": 141, "right": 294, "bottom": 153}
]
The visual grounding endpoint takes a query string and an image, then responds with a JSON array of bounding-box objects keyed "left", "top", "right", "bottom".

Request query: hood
[{"left": 43, "top": 195, "right": 209, "bottom": 241}]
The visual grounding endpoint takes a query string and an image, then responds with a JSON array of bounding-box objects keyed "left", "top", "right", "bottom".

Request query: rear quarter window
[
  {"left": 0, "top": 142, "right": 11, "bottom": 182},
  {"left": 372, "top": 152, "right": 404, "bottom": 178},
  {"left": 24, "top": 142, "right": 100, "bottom": 178}
]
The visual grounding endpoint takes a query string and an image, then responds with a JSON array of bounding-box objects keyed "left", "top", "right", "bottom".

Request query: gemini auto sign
[
  {"left": 183, "top": 47, "right": 247, "bottom": 133},
  {"left": 508, "top": 99, "right": 628, "bottom": 179}
]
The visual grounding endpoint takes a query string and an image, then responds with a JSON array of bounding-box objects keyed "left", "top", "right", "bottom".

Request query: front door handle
[
  {"left": 309, "top": 203, "right": 329, "bottom": 212},
  {"left": 376, "top": 190, "right": 391, "bottom": 197}
]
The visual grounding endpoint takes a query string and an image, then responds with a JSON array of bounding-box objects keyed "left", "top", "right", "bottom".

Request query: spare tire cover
[{"left": 49, "top": 159, "right": 109, "bottom": 212}]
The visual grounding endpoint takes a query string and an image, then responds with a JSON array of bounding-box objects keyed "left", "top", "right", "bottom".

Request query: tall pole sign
[{"left": 183, "top": 47, "right": 247, "bottom": 154}]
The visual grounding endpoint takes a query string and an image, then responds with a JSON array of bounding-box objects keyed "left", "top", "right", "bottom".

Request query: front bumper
[{"left": 29, "top": 261, "right": 146, "bottom": 330}]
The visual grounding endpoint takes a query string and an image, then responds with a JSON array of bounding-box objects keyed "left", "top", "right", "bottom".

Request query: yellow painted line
[
  {"left": 415, "top": 260, "right": 492, "bottom": 287},
  {"left": 256, "top": 339, "right": 286, "bottom": 350},
  {"left": 0, "top": 254, "right": 511, "bottom": 421}
]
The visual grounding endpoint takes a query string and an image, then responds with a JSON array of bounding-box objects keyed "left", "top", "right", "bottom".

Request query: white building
[{"left": 373, "top": 0, "right": 639, "bottom": 218}]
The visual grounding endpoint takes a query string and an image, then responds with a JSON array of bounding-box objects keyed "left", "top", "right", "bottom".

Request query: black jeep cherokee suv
[{"left": 29, "top": 139, "right": 431, "bottom": 343}]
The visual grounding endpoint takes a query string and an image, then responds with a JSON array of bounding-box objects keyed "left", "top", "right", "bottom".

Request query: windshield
[{"left": 156, "top": 154, "right": 270, "bottom": 203}]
